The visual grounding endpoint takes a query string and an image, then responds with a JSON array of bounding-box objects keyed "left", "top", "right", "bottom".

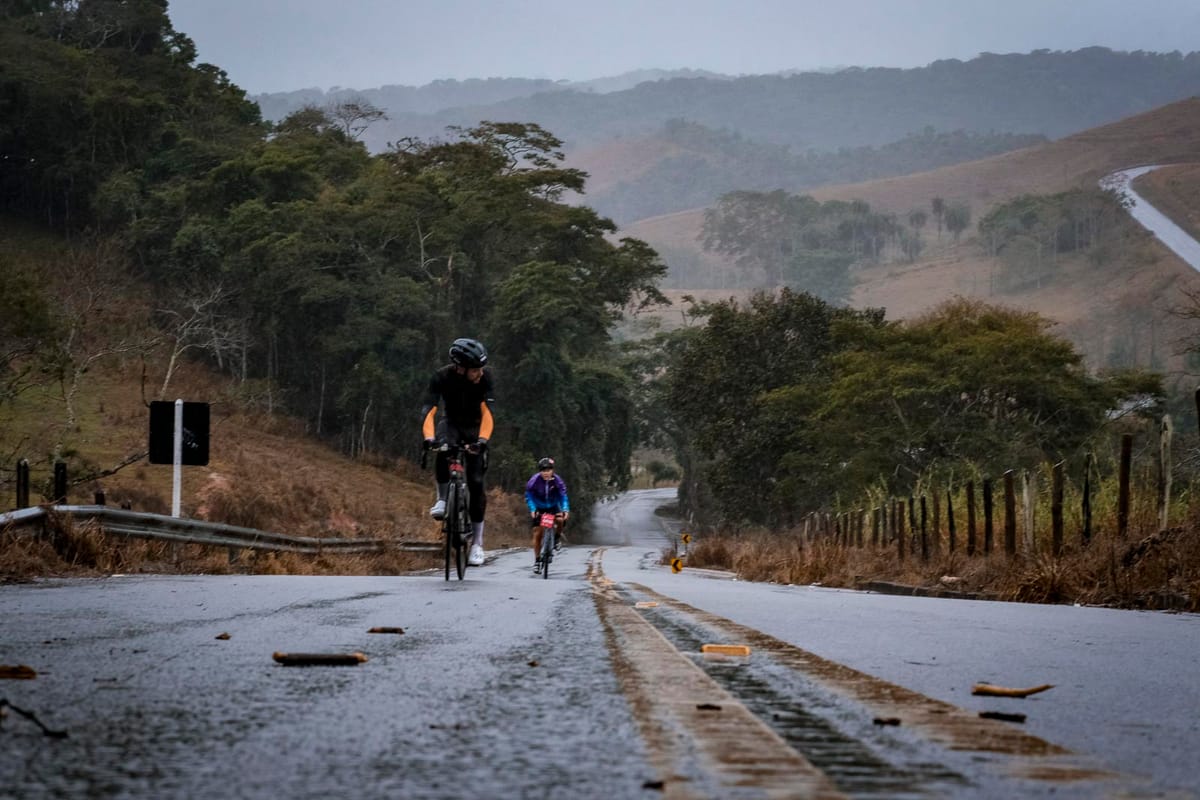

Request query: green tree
[
  {"left": 661, "top": 289, "right": 885, "bottom": 524},
  {"left": 944, "top": 202, "right": 972, "bottom": 242},
  {"left": 817, "top": 298, "right": 1162, "bottom": 489}
]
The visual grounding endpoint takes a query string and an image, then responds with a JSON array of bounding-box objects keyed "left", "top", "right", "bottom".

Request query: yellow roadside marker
[
  {"left": 670, "top": 557, "right": 683, "bottom": 573},
  {"left": 701, "top": 644, "right": 751, "bottom": 657},
  {"left": 681, "top": 532, "right": 692, "bottom": 544}
]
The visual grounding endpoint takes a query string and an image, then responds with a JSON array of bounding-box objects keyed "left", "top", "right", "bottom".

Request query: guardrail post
[
  {"left": 16, "top": 458, "right": 30, "bottom": 508},
  {"left": 53, "top": 461, "right": 67, "bottom": 504},
  {"left": 94, "top": 489, "right": 106, "bottom": 506}
]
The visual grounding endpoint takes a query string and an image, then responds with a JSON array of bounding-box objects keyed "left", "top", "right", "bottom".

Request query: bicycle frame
[
  {"left": 537, "top": 512, "right": 559, "bottom": 579},
  {"left": 425, "top": 442, "right": 477, "bottom": 581}
]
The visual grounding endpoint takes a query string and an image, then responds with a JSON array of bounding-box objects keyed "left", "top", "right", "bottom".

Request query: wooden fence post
[
  {"left": 1118, "top": 434, "right": 1132, "bottom": 539},
  {"left": 1082, "top": 454, "right": 1093, "bottom": 547},
  {"left": 1158, "top": 414, "right": 1172, "bottom": 531},
  {"left": 966, "top": 480, "right": 977, "bottom": 556},
  {"left": 946, "top": 489, "right": 957, "bottom": 553},
  {"left": 1004, "top": 470, "right": 1017, "bottom": 557},
  {"left": 1051, "top": 461, "right": 1064, "bottom": 557},
  {"left": 931, "top": 486, "right": 941, "bottom": 557},
  {"left": 902, "top": 496, "right": 912, "bottom": 561},
  {"left": 919, "top": 495, "right": 929, "bottom": 562},
  {"left": 1022, "top": 469, "right": 1035, "bottom": 555},
  {"left": 983, "top": 478, "right": 994, "bottom": 555}
]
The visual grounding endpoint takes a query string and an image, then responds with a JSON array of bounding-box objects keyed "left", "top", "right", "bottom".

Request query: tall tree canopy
[
  {"left": 658, "top": 293, "right": 1160, "bottom": 528},
  {"left": 0, "top": 3, "right": 668, "bottom": 514}
]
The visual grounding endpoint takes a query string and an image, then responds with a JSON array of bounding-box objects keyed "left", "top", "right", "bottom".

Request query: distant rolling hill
[{"left": 624, "top": 98, "right": 1200, "bottom": 372}]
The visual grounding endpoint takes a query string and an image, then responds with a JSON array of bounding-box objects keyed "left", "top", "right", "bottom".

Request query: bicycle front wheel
[
  {"left": 541, "top": 530, "right": 553, "bottom": 579},
  {"left": 454, "top": 484, "right": 469, "bottom": 580},
  {"left": 444, "top": 483, "right": 463, "bottom": 581}
]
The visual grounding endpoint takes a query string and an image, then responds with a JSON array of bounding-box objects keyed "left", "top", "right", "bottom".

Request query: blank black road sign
[{"left": 148, "top": 401, "right": 210, "bottom": 465}]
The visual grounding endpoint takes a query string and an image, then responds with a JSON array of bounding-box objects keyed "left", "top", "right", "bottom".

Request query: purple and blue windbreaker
[{"left": 525, "top": 473, "right": 570, "bottom": 513}]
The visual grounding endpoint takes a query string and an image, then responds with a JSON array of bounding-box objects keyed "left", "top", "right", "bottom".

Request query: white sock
[{"left": 471, "top": 521, "right": 484, "bottom": 549}]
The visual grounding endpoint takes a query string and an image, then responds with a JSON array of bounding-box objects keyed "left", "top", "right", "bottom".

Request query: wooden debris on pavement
[
  {"left": 272, "top": 651, "right": 368, "bottom": 666},
  {"left": 972, "top": 682, "right": 1054, "bottom": 698}
]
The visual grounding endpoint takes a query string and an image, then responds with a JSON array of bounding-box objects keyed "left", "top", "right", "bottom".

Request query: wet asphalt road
[{"left": 3, "top": 489, "right": 1199, "bottom": 798}]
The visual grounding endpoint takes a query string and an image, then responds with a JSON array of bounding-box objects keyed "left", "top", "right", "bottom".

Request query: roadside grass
[{"left": 670, "top": 498, "right": 1200, "bottom": 610}]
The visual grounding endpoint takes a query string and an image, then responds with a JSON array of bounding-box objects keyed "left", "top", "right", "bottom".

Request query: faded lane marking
[
  {"left": 628, "top": 582, "right": 1130, "bottom": 791},
  {"left": 589, "top": 551, "right": 846, "bottom": 799}
]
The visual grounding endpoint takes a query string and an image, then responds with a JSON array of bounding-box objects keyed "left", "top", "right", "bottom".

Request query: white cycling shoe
[
  {"left": 429, "top": 499, "right": 446, "bottom": 520},
  {"left": 468, "top": 545, "right": 485, "bottom": 566}
]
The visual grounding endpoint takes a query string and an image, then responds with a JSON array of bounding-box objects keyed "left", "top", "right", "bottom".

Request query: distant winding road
[{"left": 1101, "top": 165, "right": 1200, "bottom": 271}]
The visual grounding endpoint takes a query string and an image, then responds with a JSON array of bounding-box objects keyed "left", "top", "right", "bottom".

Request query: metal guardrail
[{"left": 0, "top": 504, "right": 442, "bottom": 554}]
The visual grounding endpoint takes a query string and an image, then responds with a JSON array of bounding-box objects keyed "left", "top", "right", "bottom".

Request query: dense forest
[{"left": 0, "top": 0, "right": 665, "bottom": 513}]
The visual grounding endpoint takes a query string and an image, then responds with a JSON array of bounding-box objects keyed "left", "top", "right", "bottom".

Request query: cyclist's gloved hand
[
  {"left": 475, "top": 437, "right": 489, "bottom": 450},
  {"left": 423, "top": 437, "right": 436, "bottom": 450}
]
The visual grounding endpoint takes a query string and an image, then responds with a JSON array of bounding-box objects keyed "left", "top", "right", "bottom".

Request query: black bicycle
[
  {"left": 535, "top": 512, "right": 565, "bottom": 579},
  {"left": 423, "top": 442, "right": 476, "bottom": 581}
]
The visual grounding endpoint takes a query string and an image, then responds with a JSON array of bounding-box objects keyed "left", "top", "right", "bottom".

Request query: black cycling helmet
[
  {"left": 449, "top": 337, "right": 488, "bottom": 368},
  {"left": 538, "top": 457, "right": 555, "bottom": 470}
]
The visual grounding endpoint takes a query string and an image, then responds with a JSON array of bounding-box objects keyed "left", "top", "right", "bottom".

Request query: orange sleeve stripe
[
  {"left": 479, "top": 402, "right": 494, "bottom": 440},
  {"left": 422, "top": 407, "right": 437, "bottom": 440}
]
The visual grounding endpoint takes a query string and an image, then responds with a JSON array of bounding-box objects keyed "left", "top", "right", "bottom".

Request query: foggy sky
[{"left": 166, "top": 0, "right": 1200, "bottom": 94}]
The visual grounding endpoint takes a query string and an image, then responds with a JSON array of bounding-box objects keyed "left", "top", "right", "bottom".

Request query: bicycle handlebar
[{"left": 420, "top": 440, "right": 484, "bottom": 470}]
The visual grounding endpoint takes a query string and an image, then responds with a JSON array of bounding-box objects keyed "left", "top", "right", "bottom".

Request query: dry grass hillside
[
  {"left": 1, "top": 353, "right": 531, "bottom": 579},
  {"left": 622, "top": 98, "right": 1200, "bottom": 370}
]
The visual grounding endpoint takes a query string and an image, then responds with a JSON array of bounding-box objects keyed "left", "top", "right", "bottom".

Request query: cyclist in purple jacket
[{"left": 526, "top": 457, "right": 569, "bottom": 573}]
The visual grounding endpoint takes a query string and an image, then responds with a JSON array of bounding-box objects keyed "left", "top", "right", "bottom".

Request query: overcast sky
[{"left": 167, "top": 0, "right": 1200, "bottom": 94}]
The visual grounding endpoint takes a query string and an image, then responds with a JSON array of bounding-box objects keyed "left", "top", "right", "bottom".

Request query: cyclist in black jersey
[{"left": 421, "top": 338, "right": 495, "bottom": 566}]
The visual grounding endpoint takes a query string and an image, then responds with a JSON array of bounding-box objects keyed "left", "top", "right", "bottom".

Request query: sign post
[
  {"left": 173, "top": 399, "right": 183, "bottom": 517},
  {"left": 149, "top": 400, "right": 210, "bottom": 518}
]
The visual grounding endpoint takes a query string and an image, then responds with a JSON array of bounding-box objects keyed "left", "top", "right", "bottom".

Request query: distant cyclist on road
[
  {"left": 421, "top": 337, "right": 494, "bottom": 567},
  {"left": 525, "top": 456, "right": 569, "bottom": 573}
]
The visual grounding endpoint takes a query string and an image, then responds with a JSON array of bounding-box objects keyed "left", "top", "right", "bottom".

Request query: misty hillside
[
  {"left": 327, "top": 48, "right": 1200, "bottom": 155},
  {"left": 568, "top": 120, "right": 1046, "bottom": 224},
  {"left": 251, "top": 68, "right": 731, "bottom": 123},
  {"left": 253, "top": 48, "right": 1200, "bottom": 224}
]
